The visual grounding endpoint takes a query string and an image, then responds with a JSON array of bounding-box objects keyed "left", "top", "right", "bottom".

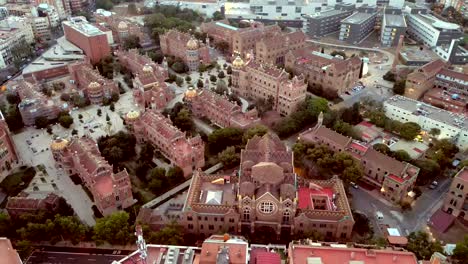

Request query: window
[
  {"left": 243, "top": 208, "right": 250, "bottom": 221},
  {"left": 320, "top": 223, "right": 326, "bottom": 228},
  {"left": 188, "top": 224, "right": 194, "bottom": 229},
  {"left": 229, "top": 218, "right": 235, "bottom": 223},
  {"left": 200, "top": 224, "right": 204, "bottom": 230},
  {"left": 259, "top": 201, "right": 275, "bottom": 214},
  {"left": 276, "top": 6, "right": 282, "bottom": 13},
  {"left": 341, "top": 232, "right": 347, "bottom": 238},
  {"left": 283, "top": 210, "right": 290, "bottom": 224},
  {"left": 295, "top": 7, "right": 301, "bottom": 13},
  {"left": 209, "top": 225, "right": 214, "bottom": 230}
]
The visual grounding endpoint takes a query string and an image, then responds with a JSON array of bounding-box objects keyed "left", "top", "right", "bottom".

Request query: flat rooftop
[
  {"left": 342, "top": 12, "right": 375, "bottom": 24},
  {"left": 306, "top": 8, "right": 349, "bottom": 19},
  {"left": 399, "top": 46, "right": 439, "bottom": 63},
  {"left": 385, "top": 13, "right": 406, "bottom": 27},
  {"left": 385, "top": 95, "right": 468, "bottom": 130},
  {"left": 63, "top": 19, "right": 105, "bottom": 37},
  {"left": 414, "top": 13, "right": 461, "bottom": 31}
]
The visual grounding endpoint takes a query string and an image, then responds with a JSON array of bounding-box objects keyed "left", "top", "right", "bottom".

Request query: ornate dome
[
  {"left": 51, "top": 138, "right": 68, "bottom": 151},
  {"left": 126, "top": 110, "right": 140, "bottom": 120},
  {"left": 88, "top": 82, "right": 101, "bottom": 90},
  {"left": 142, "top": 64, "right": 153, "bottom": 73},
  {"left": 186, "top": 38, "right": 199, "bottom": 50},
  {"left": 232, "top": 56, "right": 244, "bottom": 69},
  {"left": 117, "top": 21, "right": 128, "bottom": 30},
  {"left": 184, "top": 86, "right": 198, "bottom": 99}
]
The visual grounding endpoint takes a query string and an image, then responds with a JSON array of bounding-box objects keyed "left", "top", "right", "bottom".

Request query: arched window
[
  {"left": 243, "top": 208, "right": 250, "bottom": 221},
  {"left": 283, "top": 210, "right": 290, "bottom": 224}
]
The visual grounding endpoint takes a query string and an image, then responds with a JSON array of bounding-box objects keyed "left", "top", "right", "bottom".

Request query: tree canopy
[
  {"left": 399, "top": 122, "right": 421, "bottom": 140},
  {"left": 93, "top": 211, "right": 133, "bottom": 245},
  {"left": 122, "top": 35, "right": 142, "bottom": 50},
  {"left": 208, "top": 127, "right": 244, "bottom": 154},
  {"left": 98, "top": 131, "right": 136, "bottom": 165},
  {"left": 406, "top": 231, "right": 443, "bottom": 260},
  {"left": 453, "top": 235, "right": 468, "bottom": 263},
  {"left": 218, "top": 146, "right": 240, "bottom": 168}
]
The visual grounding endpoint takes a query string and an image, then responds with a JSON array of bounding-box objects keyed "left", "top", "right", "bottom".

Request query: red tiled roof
[
  {"left": 256, "top": 252, "right": 281, "bottom": 264},
  {"left": 349, "top": 142, "right": 368, "bottom": 153},
  {"left": 298, "top": 187, "right": 334, "bottom": 210},
  {"left": 388, "top": 174, "right": 405, "bottom": 183},
  {"left": 429, "top": 209, "right": 455, "bottom": 233},
  {"left": 387, "top": 236, "right": 408, "bottom": 245},
  {"left": 421, "top": 59, "right": 446, "bottom": 76}
]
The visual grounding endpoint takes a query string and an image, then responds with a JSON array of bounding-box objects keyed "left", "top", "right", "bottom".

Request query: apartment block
[
  {"left": 0, "top": 111, "right": 19, "bottom": 177},
  {"left": 384, "top": 95, "right": 468, "bottom": 149},
  {"left": 442, "top": 167, "right": 468, "bottom": 224},
  {"left": 299, "top": 119, "right": 419, "bottom": 203},
  {"left": 380, "top": 6, "right": 407, "bottom": 47},
  {"left": 304, "top": 3, "right": 355, "bottom": 38},
  {"left": 339, "top": 5, "right": 378, "bottom": 44}
]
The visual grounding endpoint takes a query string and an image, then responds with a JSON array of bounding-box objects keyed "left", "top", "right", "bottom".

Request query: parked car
[
  {"left": 429, "top": 181, "right": 438, "bottom": 189},
  {"left": 350, "top": 182, "right": 359, "bottom": 189}
]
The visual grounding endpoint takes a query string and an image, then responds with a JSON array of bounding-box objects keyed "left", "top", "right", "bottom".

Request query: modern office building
[
  {"left": 339, "top": 5, "right": 378, "bottom": 44},
  {"left": 231, "top": 56, "right": 307, "bottom": 116},
  {"left": 380, "top": 6, "right": 407, "bottom": 47},
  {"left": 184, "top": 87, "right": 260, "bottom": 129},
  {"left": 299, "top": 117, "right": 419, "bottom": 203},
  {"left": 51, "top": 137, "right": 135, "bottom": 216},
  {"left": 125, "top": 110, "right": 205, "bottom": 177},
  {"left": 442, "top": 167, "right": 468, "bottom": 224},
  {"left": 63, "top": 17, "right": 111, "bottom": 64},
  {"left": 384, "top": 95, "right": 468, "bottom": 149},
  {"left": 405, "top": 5, "right": 463, "bottom": 48},
  {"left": 303, "top": 3, "right": 355, "bottom": 38},
  {"left": 137, "top": 133, "right": 355, "bottom": 240},
  {"left": 434, "top": 38, "right": 468, "bottom": 65}
]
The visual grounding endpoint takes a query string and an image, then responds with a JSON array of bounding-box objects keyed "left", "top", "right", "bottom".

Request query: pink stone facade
[
  {"left": 95, "top": 14, "right": 150, "bottom": 45},
  {"left": 0, "top": 114, "right": 18, "bottom": 175},
  {"left": 68, "top": 60, "right": 119, "bottom": 105},
  {"left": 160, "top": 30, "right": 211, "bottom": 71},
  {"left": 6, "top": 192, "right": 60, "bottom": 219},
  {"left": 299, "top": 120, "right": 419, "bottom": 203},
  {"left": 285, "top": 47, "right": 362, "bottom": 95},
  {"left": 256, "top": 31, "right": 306, "bottom": 65},
  {"left": 126, "top": 110, "right": 205, "bottom": 177},
  {"left": 138, "top": 134, "right": 354, "bottom": 240},
  {"left": 51, "top": 137, "right": 134, "bottom": 216},
  {"left": 232, "top": 58, "right": 307, "bottom": 116},
  {"left": 8, "top": 80, "right": 60, "bottom": 126},
  {"left": 185, "top": 88, "right": 260, "bottom": 129}
]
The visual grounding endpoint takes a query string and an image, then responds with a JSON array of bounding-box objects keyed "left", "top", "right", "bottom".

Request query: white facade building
[
  {"left": 0, "top": 28, "right": 27, "bottom": 69},
  {"left": 0, "top": 16, "right": 35, "bottom": 44},
  {"left": 384, "top": 95, "right": 468, "bottom": 150},
  {"left": 146, "top": 0, "right": 224, "bottom": 18},
  {"left": 31, "top": 16, "right": 52, "bottom": 40}
]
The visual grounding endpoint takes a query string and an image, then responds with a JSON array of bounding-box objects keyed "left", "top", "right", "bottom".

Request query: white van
[{"left": 376, "top": 211, "right": 384, "bottom": 221}]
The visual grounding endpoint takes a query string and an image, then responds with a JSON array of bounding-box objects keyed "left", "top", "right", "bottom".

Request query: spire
[{"left": 135, "top": 225, "right": 148, "bottom": 263}]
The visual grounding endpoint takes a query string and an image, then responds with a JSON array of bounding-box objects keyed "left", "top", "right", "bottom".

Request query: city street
[
  {"left": 27, "top": 251, "right": 126, "bottom": 264},
  {"left": 350, "top": 178, "right": 451, "bottom": 236}
]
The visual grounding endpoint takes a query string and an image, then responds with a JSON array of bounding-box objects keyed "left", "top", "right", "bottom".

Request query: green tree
[
  {"left": 453, "top": 235, "right": 468, "bottom": 264},
  {"left": 218, "top": 146, "right": 240, "bottom": 168},
  {"left": 210, "top": 75, "right": 217, "bottom": 83},
  {"left": 383, "top": 71, "right": 396, "bottom": 82},
  {"left": 167, "top": 166, "right": 185, "bottom": 186},
  {"left": 72, "top": 129, "right": 78, "bottom": 135},
  {"left": 110, "top": 103, "right": 115, "bottom": 112},
  {"left": 148, "top": 50, "right": 164, "bottom": 64},
  {"left": 96, "top": 55, "right": 115, "bottom": 79},
  {"left": 399, "top": 122, "right": 421, "bottom": 140},
  {"left": 197, "top": 79, "right": 204, "bottom": 88},
  {"left": 208, "top": 127, "right": 244, "bottom": 154},
  {"left": 96, "top": 0, "right": 113, "bottom": 10},
  {"left": 148, "top": 167, "right": 167, "bottom": 194},
  {"left": 226, "top": 66, "right": 232, "bottom": 75},
  {"left": 123, "top": 35, "right": 141, "bottom": 50},
  {"left": 352, "top": 212, "right": 372, "bottom": 235},
  {"left": 330, "top": 50, "right": 347, "bottom": 59},
  {"left": 35, "top": 116, "right": 49, "bottom": 129},
  {"left": 243, "top": 125, "right": 268, "bottom": 144},
  {"left": 97, "top": 109, "right": 102, "bottom": 116},
  {"left": 185, "top": 75, "right": 192, "bottom": 83},
  {"left": 393, "top": 80, "right": 406, "bottom": 95},
  {"left": 413, "top": 158, "right": 441, "bottom": 185},
  {"left": 147, "top": 222, "right": 184, "bottom": 245},
  {"left": 333, "top": 120, "right": 356, "bottom": 138},
  {"left": 171, "top": 61, "right": 187, "bottom": 73},
  {"left": 214, "top": 80, "right": 228, "bottom": 95},
  {"left": 212, "top": 11, "right": 224, "bottom": 21},
  {"left": 173, "top": 108, "right": 194, "bottom": 132},
  {"left": 392, "top": 150, "right": 412, "bottom": 162},
  {"left": 6, "top": 93, "right": 20, "bottom": 104},
  {"left": 176, "top": 76, "right": 184, "bottom": 87},
  {"left": 373, "top": 143, "right": 391, "bottom": 155},
  {"left": 406, "top": 231, "right": 443, "bottom": 260},
  {"left": 127, "top": 3, "right": 138, "bottom": 15},
  {"left": 16, "top": 240, "right": 33, "bottom": 259},
  {"left": 218, "top": 71, "right": 225, "bottom": 79},
  {"left": 429, "top": 128, "right": 441, "bottom": 137},
  {"left": 140, "top": 142, "right": 155, "bottom": 162},
  {"left": 93, "top": 211, "right": 132, "bottom": 245},
  {"left": 58, "top": 114, "right": 74, "bottom": 129}
]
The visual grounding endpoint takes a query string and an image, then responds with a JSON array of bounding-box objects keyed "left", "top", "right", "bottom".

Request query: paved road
[
  {"left": 351, "top": 178, "right": 451, "bottom": 236},
  {"left": 27, "top": 251, "right": 125, "bottom": 264}
]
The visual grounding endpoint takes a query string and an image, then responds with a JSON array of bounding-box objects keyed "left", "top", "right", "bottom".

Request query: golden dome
[
  {"left": 88, "top": 82, "right": 101, "bottom": 90},
  {"left": 186, "top": 38, "right": 199, "bottom": 50},
  {"left": 126, "top": 110, "right": 140, "bottom": 120},
  {"left": 142, "top": 64, "right": 153, "bottom": 73},
  {"left": 184, "top": 86, "right": 198, "bottom": 99},
  {"left": 51, "top": 138, "right": 68, "bottom": 151},
  {"left": 232, "top": 56, "right": 244, "bottom": 69},
  {"left": 117, "top": 21, "right": 128, "bottom": 30}
]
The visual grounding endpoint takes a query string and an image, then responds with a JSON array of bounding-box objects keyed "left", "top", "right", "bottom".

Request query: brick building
[
  {"left": 184, "top": 87, "right": 260, "bottom": 129},
  {"left": 138, "top": 133, "right": 354, "bottom": 240},
  {"left": 62, "top": 17, "right": 111, "bottom": 64},
  {"left": 6, "top": 192, "right": 60, "bottom": 219},
  {"left": 231, "top": 57, "right": 307, "bottom": 116},
  {"left": 95, "top": 12, "right": 150, "bottom": 46},
  {"left": 200, "top": 20, "right": 281, "bottom": 57},
  {"left": 255, "top": 31, "right": 306, "bottom": 66},
  {"left": 405, "top": 59, "right": 446, "bottom": 99},
  {"left": 7, "top": 80, "right": 60, "bottom": 126},
  {"left": 125, "top": 110, "right": 205, "bottom": 177},
  {"left": 442, "top": 166, "right": 468, "bottom": 223},
  {"left": 433, "top": 68, "right": 468, "bottom": 97},
  {"left": 423, "top": 88, "right": 467, "bottom": 114},
  {"left": 51, "top": 137, "right": 134, "bottom": 216},
  {"left": 0, "top": 112, "right": 18, "bottom": 176},
  {"left": 285, "top": 47, "right": 362, "bottom": 95},
  {"left": 299, "top": 116, "right": 419, "bottom": 203},
  {"left": 159, "top": 30, "right": 211, "bottom": 72},
  {"left": 68, "top": 60, "right": 119, "bottom": 105}
]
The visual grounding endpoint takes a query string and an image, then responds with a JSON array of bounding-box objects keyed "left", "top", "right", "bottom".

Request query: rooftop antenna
[{"left": 135, "top": 225, "right": 148, "bottom": 264}]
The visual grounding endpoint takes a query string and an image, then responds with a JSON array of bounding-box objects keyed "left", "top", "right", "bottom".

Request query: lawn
[{"left": 0, "top": 166, "right": 36, "bottom": 197}]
